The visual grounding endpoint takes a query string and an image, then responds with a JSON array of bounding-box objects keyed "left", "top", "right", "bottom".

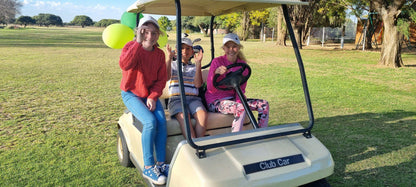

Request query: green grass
[{"left": 1, "top": 27, "right": 415, "bottom": 186}]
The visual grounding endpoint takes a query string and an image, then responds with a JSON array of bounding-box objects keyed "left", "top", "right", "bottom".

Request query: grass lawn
[{"left": 1, "top": 26, "right": 415, "bottom": 186}]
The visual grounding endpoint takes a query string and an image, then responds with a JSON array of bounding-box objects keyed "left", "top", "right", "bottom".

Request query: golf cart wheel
[
  {"left": 300, "top": 178, "right": 331, "bottom": 187},
  {"left": 117, "top": 128, "right": 133, "bottom": 167}
]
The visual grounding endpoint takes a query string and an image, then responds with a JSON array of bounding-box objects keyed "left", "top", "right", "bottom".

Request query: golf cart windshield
[{"left": 127, "top": 0, "right": 313, "bottom": 158}]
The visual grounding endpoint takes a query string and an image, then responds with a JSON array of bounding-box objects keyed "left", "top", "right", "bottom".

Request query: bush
[
  {"left": 94, "top": 19, "right": 120, "bottom": 27},
  {"left": 6, "top": 25, "right": 20, "bottom": 29}
]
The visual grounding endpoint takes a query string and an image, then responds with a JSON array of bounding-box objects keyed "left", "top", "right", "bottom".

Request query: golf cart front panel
[{"left": 168, "top": 124, "right": 334, "bottom": 187}]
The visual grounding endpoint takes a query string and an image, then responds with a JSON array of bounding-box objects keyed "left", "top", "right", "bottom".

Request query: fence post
[
  {"left": 341, "top": 25, "right": 345, "bottom": 49},
  {"left": 322, "top": 27, "right": 325, "bottom": 47}
]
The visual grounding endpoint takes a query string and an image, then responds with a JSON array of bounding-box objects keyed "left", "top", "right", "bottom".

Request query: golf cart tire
[
  {"left": 301, "top": 178, "right": 331, "bottom": 187},
  {"left": 117, "top": 128, "right": 133, "bottom": 167}
]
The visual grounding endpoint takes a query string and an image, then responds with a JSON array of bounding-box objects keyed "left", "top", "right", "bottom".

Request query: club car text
[{"left": 243, "top": 154, "right": 305, "bottom": 175}]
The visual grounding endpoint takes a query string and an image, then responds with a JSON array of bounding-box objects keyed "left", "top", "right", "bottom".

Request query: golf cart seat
[
  {"left": 123, "top": 69, "right": 252, "bottom": 163},
  {"left": 160, "top": 69, "right": 252, "bottom": 134}
]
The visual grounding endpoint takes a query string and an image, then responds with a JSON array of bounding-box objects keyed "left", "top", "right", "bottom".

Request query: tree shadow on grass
[
  {"left": 311, "top": 110, "right": 416, "bottom": 186},
  {"left": 0, "top": 33, "right": 109, "bottom": 48},
  {"left": 0, "top": 43, "right": 109, "bottom": 48}
]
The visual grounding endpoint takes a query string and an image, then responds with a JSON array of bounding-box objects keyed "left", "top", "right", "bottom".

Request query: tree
[
  {"left": 33, "top": 13, "right": 63, "bottom": 27},
  {"left": 240, "top": 11, "right": 250, "bottom": 40},
  {"left": 70, "top": 15, "right": 93, "bottom": 28},
  {"left": 0, "top": 0, "right": 22, "bottom": 24},
  {"left": 15, "top": 16, "right": 35, "bottom": 27},
  {"left": 341, "top": 0, "right": 373, "bottom": 49},
  {"left": 286, "top": 0, "right": 328, "bottom": 49},
  {"left": 250, "top": 9, "right": 270, "bottom": 39},
  {"left": 182, "top": 16, "right": 199, "bottom": 32},
  {"left": 313, "top": 1, "right": 346, "bottom": 28},
  {"left": 94, "top": 19, "right": 119, "bottom": 27},
  {"left": 192, "top": 16, "right": 211, "bottom": 36},
  {"left": 285, "top": 0, "right": 347, "bottom": 49},
  {"left": 373, "top": 0, "right": 410, "bottom": 68},
  {"left": 397, "top": 4, "right": 416, "bottom": 41},
  {"left": 216, "top": 12, "right": 241, "bottom": 33},
  {"left": 158, "top": 16, "right": 172, "bottom": 31},
  {"left": 287, "top": 1, "right": 318, "bottom": 49},
  {"left": 268, "top": 6, "right": 287, "bottom": 46},
  {"left": 342, "top": 0, "right": 414, "bottom": 67}
]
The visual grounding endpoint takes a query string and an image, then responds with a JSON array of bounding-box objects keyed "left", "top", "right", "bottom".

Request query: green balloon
[
  {"left": 121, "top": 12, "right": 137, "bottom": 30},
  {"left": 158, "top": 30, "right": 168, "bottom": 48},
  {"left": 102, "top": 24, "right": 134, "bottom": 49}
]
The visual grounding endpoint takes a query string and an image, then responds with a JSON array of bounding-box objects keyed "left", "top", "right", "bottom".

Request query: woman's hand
[
  {"left": 147, "top": 98, "right": 156, "bottom": 111},
  {"left": 215, "top": 65, "right": 227, "bottom": 75}
]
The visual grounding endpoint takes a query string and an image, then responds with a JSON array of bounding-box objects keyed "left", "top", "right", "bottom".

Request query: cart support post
[
  {"left": 175, "top": 0, "right": 206, "bottom": 157},
  {"left": 282, "top": 5, "right": 314, "bottom": 137},
  {"left": 210, "top": 16, "right": 215, "bottom": 63},
  {"left": 234, "top": 86, "right": 259, "bottom": 129},
  {"left": 202, "top": 16, "right": 215, "bottom": 69}
]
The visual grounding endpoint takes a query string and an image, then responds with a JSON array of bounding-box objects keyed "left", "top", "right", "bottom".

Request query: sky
[{"left": 19, "top": 0, "right": 172, "bottom": 23}]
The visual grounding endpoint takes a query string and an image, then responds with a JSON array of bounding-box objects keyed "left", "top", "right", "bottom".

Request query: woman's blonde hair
[{"left": 237, "top": 49, "right": 247, "bottom": 62}]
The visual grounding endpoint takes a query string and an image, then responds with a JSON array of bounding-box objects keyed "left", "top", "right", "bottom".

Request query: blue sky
[{"left": 19, "top": 0, "right": 170, "bottom": 23}]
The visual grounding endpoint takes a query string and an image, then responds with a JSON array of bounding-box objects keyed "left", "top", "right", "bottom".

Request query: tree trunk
[
  {"left": 241, "top": 11, "right": 250, "bottom": 41},
  {"left": 364, "top": 19, "right": 373, "bottom": 49},
  {"left": 276, "top": 6, "right": 286, "bottom": 46},
  {"left": 198, "top": 24, "right": 207, "bottom": 36},
  {"left": 365, "top": 3, "right": 376, "bottom": 49},
  {"left": 379, "top": 11, "right": 404, "bottom": 67},
  {"left": 293, "top": 25, "right": 303, "bottom": 49},
  {"left": 373, "top": 0, "right": 406, "bottom": 68}
]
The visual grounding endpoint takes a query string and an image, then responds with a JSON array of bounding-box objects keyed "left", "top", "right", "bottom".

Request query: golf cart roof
[{"left": 127, "top": 0, "right": 308, "bottom": 16}]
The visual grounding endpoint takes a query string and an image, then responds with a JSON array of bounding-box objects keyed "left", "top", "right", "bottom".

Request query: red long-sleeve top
[{"left": 119, "top": 41, "right": 167, "bottom": 101}]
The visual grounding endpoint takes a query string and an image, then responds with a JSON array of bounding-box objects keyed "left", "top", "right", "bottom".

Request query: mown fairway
[{"left": 1, "top": 27, "right": 415, "bottom": 186}]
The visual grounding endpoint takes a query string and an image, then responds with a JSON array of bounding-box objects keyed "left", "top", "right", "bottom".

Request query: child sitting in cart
[
  {"left": 205, "top": 33, "right": 269, "bottom": 132},
  {"left": 165, "top": 37, "right": 208, "bottom": 138},
  {"left": 119, "top": 15, "right": 169, "bottom": 185}
]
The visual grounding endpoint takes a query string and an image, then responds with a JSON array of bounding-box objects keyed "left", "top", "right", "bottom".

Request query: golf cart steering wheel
[{"left": 213, "top": 63, "right": 251, "bottom": 91}]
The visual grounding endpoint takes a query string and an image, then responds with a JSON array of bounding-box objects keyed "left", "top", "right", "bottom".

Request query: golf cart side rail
[{"left": 129, "top": 0, "right": 313, "bottom": 158}]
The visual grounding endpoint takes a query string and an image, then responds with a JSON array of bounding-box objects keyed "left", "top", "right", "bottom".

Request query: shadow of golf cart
[{"left": 117, "top": 0, "right": 334, "bottom": 186}]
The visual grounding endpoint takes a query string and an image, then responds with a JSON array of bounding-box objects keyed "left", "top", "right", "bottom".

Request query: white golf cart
[{"left": 117, "top": 0, "right": 334, "bottom": 186}]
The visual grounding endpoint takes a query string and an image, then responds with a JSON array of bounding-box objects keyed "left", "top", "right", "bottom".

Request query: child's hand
[
  {"left": 146, "top": 98, "right": 156, "bottom": 111},
  {"left": 194, "top": 50, "right": 203, "bottom": 66},
  {"left": 166, "top": 44, "right": 175, "bottom": 60}
]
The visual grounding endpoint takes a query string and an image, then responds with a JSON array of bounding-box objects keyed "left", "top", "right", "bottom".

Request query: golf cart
[{"left": 117, "top": 0, "right": 334, "bottom": 186}]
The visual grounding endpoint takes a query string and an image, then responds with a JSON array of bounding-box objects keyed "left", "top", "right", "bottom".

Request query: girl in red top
[{"left": 119, "top": 15, "right": 168, "bottom": 185}]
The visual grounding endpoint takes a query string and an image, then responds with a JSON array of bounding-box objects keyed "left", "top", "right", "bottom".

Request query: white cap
[
  {"left": 223, "top": 33, "right": 240, "bottom": 45},
  {"left": 138, "top": 15, "right": 159, "bottom": 29},
  {"left": 181, "top": 37, "right": 193, "bottom": 47}
]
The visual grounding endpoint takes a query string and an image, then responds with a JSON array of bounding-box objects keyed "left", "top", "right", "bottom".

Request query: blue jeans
[{"left": 121, "top": 91, "right": 167, "bottom": 166}]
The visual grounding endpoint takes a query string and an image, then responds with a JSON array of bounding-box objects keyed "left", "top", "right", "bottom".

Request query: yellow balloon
[
  {"left": 102, "top": 24, "right": 134, "bottom": 49},
  {"left": 158, "top": 30, "right": 168, "bottom": 48}
]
